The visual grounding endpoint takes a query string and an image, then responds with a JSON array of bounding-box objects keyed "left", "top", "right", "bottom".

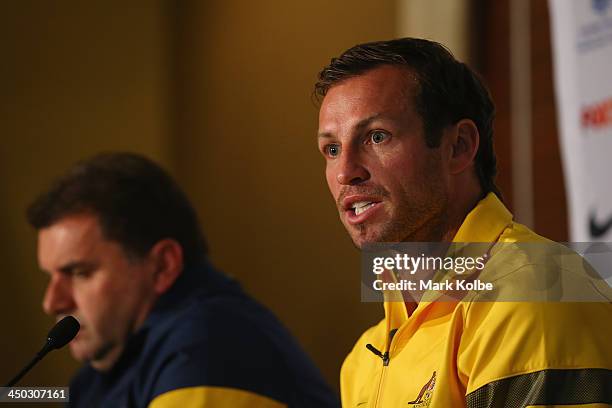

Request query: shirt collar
[
  {"left": 383, "top": 192, "right": 514, "bottom": 328},
  {"left": 452, "top": 193, "right": 513, "bottom": 243}
]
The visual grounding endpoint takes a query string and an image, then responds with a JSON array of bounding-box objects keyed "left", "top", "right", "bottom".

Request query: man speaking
[
  {"left": 315, "top": 38, "right": 611, "bottom": 407},
  {"left": 27, "top": 152, "right": 338, "bottom": 407}
]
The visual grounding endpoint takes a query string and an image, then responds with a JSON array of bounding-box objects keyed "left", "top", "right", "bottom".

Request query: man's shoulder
[
  {"left": 140, "top": 288, "right": 338, "bottom": 407},
  {"left": 149, "top": 288, "right": 298, "bottom": 353},
  {"left": 70, "top": 286, "right": 339, "bottom": 408},
  {"left": 471, "top": 221, "right": 612, "bottom": 302},
  {"left": 458, "top": 300, "right": 612, "bottom": 393},
  {"left": 462, "top": 221, "right": 612, "bottom": 338}
]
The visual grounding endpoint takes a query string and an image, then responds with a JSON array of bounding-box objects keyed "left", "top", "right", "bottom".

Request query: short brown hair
[
  {"left": 315, "top": 38, "right": 500, "bottom": 197},
  {"left": 27, "top": 152, "right": 207, "bottom": 266}
]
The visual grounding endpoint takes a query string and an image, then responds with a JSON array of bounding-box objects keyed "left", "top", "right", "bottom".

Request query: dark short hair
[
  {"left": 27, "top": 152, "right": 207, "bottom": 266},
  {"left": 315, "top": 37, "right": 500, "bottom": 197}
]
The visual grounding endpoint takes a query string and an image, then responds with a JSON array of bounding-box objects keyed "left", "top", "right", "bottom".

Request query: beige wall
[
  {"left": 0, "top": 0, "right": 395, "bottom": 390},
  {"left": 170, "top": 0, "right": 395, "bottom": 388},
  {"left": 396, "top": 0, "right": 472, "bottom": 62},
  {"left": 0, "top": 1, "right": 174, "bottom": 386}
]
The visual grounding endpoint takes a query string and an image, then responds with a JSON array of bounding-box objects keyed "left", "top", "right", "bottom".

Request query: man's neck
[{"left": 439, "top": 187, "right": 484, "bottom": 242}]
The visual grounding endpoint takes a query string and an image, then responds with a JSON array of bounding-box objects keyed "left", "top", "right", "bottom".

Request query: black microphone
[{"left": 4, "top": 316, "right": 80, "bottom": 387}]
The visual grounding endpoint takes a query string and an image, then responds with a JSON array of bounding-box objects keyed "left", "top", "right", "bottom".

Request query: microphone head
[{"left": 46, "top": 316, "right": 80, "bottom": 350}]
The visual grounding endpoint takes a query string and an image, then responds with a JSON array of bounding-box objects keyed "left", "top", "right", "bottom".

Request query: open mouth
[
  {"left": 344, "top": 199, "right": 382, "bottom": 224},
  {"left": 352, "top": 201, "right": 377, "bottom": 216}
]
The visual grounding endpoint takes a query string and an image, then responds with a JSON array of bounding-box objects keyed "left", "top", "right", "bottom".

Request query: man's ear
[
  {"left": 448, "top": 119, "right": 479, "bottom": 174},
  {"left": 148, "top": 239, "right": 184, "bottom": 295}
]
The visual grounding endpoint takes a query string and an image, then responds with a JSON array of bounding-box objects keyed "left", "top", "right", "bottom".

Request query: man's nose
[
  {"left": 336, "top": 147, "right": 370, "bottom": 185},
  {"left": 42, "top": 274, "right": 75, "bottom": 316}
]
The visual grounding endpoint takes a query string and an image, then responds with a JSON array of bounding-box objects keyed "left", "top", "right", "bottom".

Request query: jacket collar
[
  {"left": 383, "top": 193, "right": 514, "bottom": 330},
  {"left": 144, "top": 258, "right": 241, "bottom": 329},
  {"left": 452, "top": 193, "right": 513, "bottom": 243}
]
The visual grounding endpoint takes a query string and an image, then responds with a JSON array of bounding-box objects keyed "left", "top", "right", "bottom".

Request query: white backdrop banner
[{"left": 549, "top": 0, "right": 612, "bottom": 241}]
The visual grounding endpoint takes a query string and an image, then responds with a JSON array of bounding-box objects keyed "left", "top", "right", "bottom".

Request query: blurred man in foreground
[
  {"left": 315, "top": 38, "right": 611, "bottom": 407},
  {"left": 28, "top": 152, "right": 339, "bottom": 407}
]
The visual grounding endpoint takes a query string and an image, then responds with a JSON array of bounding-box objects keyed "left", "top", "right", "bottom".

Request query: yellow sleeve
[
  {"left": 459, "top": 301, "right": 612, "bottom": 407},
  {"left": 148, "top": 386, "right": 287, "bottom": 408},
  {"left": 526, "top": 404, "right": 610, "bottom": 408}
]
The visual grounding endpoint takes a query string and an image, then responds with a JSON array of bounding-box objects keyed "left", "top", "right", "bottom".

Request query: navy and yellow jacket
[{"left": 69, "top": 260, "right": 339, "bottom": 407}]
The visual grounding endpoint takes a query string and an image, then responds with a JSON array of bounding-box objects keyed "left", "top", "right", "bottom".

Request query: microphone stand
[{"left": 4, "top": 344, "right": 52, "bottom": 387}]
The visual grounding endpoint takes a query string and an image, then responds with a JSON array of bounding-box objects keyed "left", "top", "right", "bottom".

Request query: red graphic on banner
[{"left": 582, "top": 97, "right": 612, "bottom": 130}]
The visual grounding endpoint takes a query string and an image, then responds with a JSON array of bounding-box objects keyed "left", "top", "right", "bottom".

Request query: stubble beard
[{"left": 349, "top": 177, "right": 449, "bottom": 248}]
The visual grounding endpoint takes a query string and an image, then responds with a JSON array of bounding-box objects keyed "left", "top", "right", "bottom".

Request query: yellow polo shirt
[{"left": 341, "top": 193, "right": 612, "bottom": 407}]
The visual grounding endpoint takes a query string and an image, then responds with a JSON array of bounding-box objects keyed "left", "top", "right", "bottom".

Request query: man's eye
[
  {"left": 324, "top": 144, "right": 341, "bottom": 157},
  {"left": 369, "top": 131, "right": 389, "bottom": 144},
  {"left": 72, "top": 268, "right": 94, "bottom": 278}
]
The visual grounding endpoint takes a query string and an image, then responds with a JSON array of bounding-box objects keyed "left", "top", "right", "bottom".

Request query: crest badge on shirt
[{"left": 407, "top": 371, "right": 436, "bottom": 407}]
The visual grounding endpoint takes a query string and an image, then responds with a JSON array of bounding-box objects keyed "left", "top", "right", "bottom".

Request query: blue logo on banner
[{"left": 592, "top": 0, "right": 611, "bottom": 14}]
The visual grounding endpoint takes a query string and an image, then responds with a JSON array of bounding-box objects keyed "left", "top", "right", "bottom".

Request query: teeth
[
  {"left": 352, "top": 201, "right": 372, "bottom": 209},
  {"left": 354, "top": 202, "right": 375, "bottom": 216}
]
